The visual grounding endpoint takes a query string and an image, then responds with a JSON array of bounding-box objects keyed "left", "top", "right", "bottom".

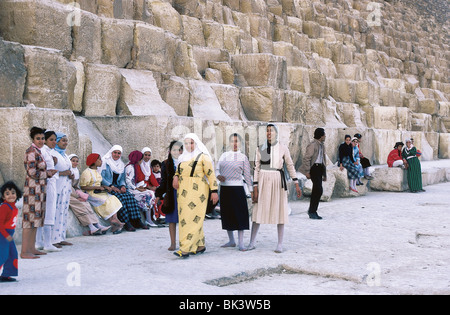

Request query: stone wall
[{"left": 0, "top": 0, "right": 449, "bottom": 240}]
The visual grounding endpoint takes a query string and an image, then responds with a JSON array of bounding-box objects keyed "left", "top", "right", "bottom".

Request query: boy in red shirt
[{"left": 0, "top": 181, "right": 22, "bottom": 282}]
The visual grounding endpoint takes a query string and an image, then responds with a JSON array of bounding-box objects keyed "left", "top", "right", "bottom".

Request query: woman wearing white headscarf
[
  {"left": 402, "top": 138, "right": 424, "bottom": 193},
  {"left": 101, "top": 145, "right": 148, "bottom": 231},
  {"left": 172, "top": 133, "right": 218, "bottom": 258},
  {"left": 249, "top": 124, "right": 302, "bottom": 253}
]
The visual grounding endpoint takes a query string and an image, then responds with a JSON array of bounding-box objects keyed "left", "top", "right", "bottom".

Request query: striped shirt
[{"left": 216, "top": 151, "right": 253, "bottom": 192}]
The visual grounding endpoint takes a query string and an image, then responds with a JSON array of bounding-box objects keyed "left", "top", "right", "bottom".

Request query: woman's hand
[
  {"left": 210, "top": 192, "right": 219, "bottom": 205},
  {"left": 120, "top": 186, "right": 127, "bottom": 193},
  {"left": 217, "top": 175, "right": 226, "bottom": 182},
  {"left": 172, "top": 176, "right": 179, "bottom": 190},
  {"left": 252, "top": 187, "right": 258, "bottom": 204}
]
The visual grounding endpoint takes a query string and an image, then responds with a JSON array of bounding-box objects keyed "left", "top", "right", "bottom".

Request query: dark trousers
[{"left": 309, "top": 164, "right": 324, "bottom": 213}]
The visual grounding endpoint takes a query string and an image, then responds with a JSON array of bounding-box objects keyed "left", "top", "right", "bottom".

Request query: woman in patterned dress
[
  {"left": 339, "top": 135, "right": 360, "bottom": 193},
  {"left": 216, "top": 133, "right": 253, "bottom": 251},
  {"left": 172, "top": 133, "right": 218, "bottom": 258},
  {"left": 21, "top": 127, "right": 57, "bottom": 259}
]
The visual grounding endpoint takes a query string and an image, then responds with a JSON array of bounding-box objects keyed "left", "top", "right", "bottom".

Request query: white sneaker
[{"left": 43, "top": 245, "right": 62, "bottom": 252}]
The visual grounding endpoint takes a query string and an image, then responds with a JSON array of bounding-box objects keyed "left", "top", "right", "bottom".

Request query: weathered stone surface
[
  {"left": 150, "top": 0, "right": 182, "bottom": 36},
  {"left": 159, "top": 75, "right": 191, "bottom": 116},
  {"left": 232, "top": 54, "right": 287, "bottom": 88},
  {"left": 208, "top": 61, "right": 235, "bottom": 84},
  {"left": 101, "top": 18, "right": 134, "bottom": 68},
  {"left": 370, "top": 166, "right": 409, "bottom": 192},
  {"left": 439, "top": 133, "right": 450, "bottom": 159},
  {"left": 71, "top": 61, "right": 85, "bottom": 113},
  {"left": 240, "top": 86, "right": 284, "bottom": 122},
  {"left": 71, "top": 9, "right": 102, "bottom": 63},
  {"left": 0, "top": 0, "right": 72, "bottom": 58},
  {"left": 210, "top": 84, "right": 243, "bottom": 120},
  {"left": 82, "top": 63, "right": 121, "bottom": 116},
  {"left": 23, "top": 46, "right": 76, "bottom": 110},
  {"left": 118, "top": 69, "right": 178, "bottom": 116},
  {"left": 188, "top": 80, "right": 232, "bottom": 121},
  {"left": 0, "top": 40, "right": 26, "bottom": 107}
]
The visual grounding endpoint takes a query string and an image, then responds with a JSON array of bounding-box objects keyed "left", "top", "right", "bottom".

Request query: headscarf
[
  {"left": 101, "top": 145, "right": 125, "bottom": 174},
  {"left": 140, "top": 147, "right": 153, "bottom": 180},
  {"left": 86, "top": 153, "right": 100, "bottom": 167},
  {"left": 68, "top": 154, "right": 80, "bottom": 180},
  {"left": 178, "top": 133, "right": 212, "bottom": 164},
  {"left": 54, "top": 132, "right": 67, "bottom": 155},
  {"left": 127, "top": 151, "right": 143, "bottom": 185}
]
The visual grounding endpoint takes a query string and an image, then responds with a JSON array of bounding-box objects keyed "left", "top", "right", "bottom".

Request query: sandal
[
  {"left": 190, "top": 247, "right": 206, "bottom": 255},
  {"left": 173, "top": 250, "right": 189, "bottom": 258}
]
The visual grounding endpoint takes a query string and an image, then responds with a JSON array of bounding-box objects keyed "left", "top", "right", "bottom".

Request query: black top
[{"left": 338, "top": 143, "right": 355, "bottom": 164}]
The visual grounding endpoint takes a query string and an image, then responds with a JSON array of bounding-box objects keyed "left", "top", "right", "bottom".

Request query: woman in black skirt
[{"left": 216, "top": 133, "right": 253, "bottom": 251}]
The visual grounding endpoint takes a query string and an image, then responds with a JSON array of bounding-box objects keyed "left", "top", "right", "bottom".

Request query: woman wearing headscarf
[
  {"left": 68, "top": 154, "right": 110, "bottom": 236},
  {"left": 79, "top": 153, "right": 123, "bottom": 234},
  {"left": 216, "top": 133, "right": 253, "bottom": 251},
  {"left": 36, "top": 131, "right": 60, "bottom": 252},
  {"left": 155, "top": 140, "right": 183, "bottom": 250},
  {"left": 402, "top": 139, "right": 424, "bottom": 193},
  {"left": 249, "top": 124, "right": 301, "bottom": 253},
  {"left": 137, "top": 147, "right": 161, "bottom": 222},
  {"left": 172, "top": 133, "right": 219, "bottom": 258},
  {"left": 101, "top": 145, "right": 148, "bottom": 231},
  {"left": 51, "top": 132, "right": 74, "bottom": 248},
  {"left": 22, "top": 127, "right": 57, "bottom": 259},
  {"left": 125, "top": 150, "right": 157, "bottom": 227}
]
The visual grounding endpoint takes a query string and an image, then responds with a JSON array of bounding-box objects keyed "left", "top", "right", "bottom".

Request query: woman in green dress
[{"left": 402, "top": 139, "right": 424, "bottom": 193}]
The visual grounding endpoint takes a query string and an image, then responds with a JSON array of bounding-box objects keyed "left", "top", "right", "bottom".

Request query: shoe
[
  {"left": 364, "top": 175, "right": 374, "bottom": 180},
  {"left": 0, "top": 276, "right": 17, "bottom": 282},
  {"left": 350, "top": 187, "right": 359, "bottom": 193},
  {"left": 124, "top": 222, "right": 136, "bottom": 232},
  {"left": 173, "top": 250, "right": 189, "bottom": 259},
  {"left": 191, "top": 247, "right": 206, "bottom": 255},
  {"left": 308, "top": 212, "right": 322, "bottom": 220},
  {"left": 43, "top": 245, "right": 62, "bottom": 252}
]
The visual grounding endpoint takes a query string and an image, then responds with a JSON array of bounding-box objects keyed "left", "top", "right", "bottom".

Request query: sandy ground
[{"left": 2, "top": 182, "right": 450, "bottom": 296}]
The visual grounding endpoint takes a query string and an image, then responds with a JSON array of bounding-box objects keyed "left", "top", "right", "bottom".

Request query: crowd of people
[{"left": 0, "top": 125, "right": 424, "bottom": 282}]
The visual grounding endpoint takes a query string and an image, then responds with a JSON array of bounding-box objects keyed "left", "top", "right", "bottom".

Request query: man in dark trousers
[{"left": 299, "top": 128, "right": 327, "bottom": 219}]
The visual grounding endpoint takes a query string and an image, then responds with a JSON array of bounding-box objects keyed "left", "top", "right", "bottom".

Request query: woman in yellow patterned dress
[{"left": 172, "top": 133, "right": 218, "bottom": 258}]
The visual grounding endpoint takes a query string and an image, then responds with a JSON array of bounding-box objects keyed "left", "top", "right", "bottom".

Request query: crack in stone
[{"left": 204, "top": 264, "right": 362, "bottom": 287}]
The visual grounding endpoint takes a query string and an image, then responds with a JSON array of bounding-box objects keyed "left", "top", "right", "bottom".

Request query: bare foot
[
  {"left": 33, "top": 250, "right": 47, "bottom": 256},
  {"left": 221, "top": 242, "right": 236, "bottom": 248},
  {"left": 21, "top": 253, "right": 40, "bottom": 259},
  {"left": 168, "top": 244, "right": 176, "bottom": 251}
]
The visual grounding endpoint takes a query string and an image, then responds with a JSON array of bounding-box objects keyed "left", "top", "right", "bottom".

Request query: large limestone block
[
  {"left": 159, "top": 75, "right": 191, "bottom": 116},
  {"left": 372, "top": 129, "right": 402, "bottom": 165},
  {"left": 370, "top": 167, "right": 408, "bottom": 192},
  {"left": 203, "top": 21, "right": 224, "bottom": 49},
  {"left": 373, "top": 107, "right": 399, "bottom": 130},
  {"left": 188, "top": 80, "right": 232, "bottom": 121},
  {"left": 283, "top": 90, "right": 307, "bottom": 124},
  {"left": 210, "top": 84, "right": 244, "bottom": 121},
  {"left": 192, "top": 46, "right": 229, "bottom": 75},
  {"left": 150, "top": 0, "right": 182, "bottom": 36},
  {"left": 101, "top": 18, "right": 135, "bottom": 68},
  {"left": 302, "top": 170, "right": 336, "bottom": 202},
  {"left": 0, "top": 107, "right": 79, "bottom": 191},
  {"left": 208, "top": 61, "right": 235, "bottom": 84},
  {"left": 181, "top": 15, "right": 206, "bottom": 47},
  {"left": 232, "top": 54, "right": 287, "bottom": 89},
  {"left": 240, "top": 86, "right": 284, "bottom": 122},
  {"left": 98, "top": 0, "right": 134, "bottom": 19},
  {"left": 71, "top": 61, "right": 85, "bottom": 113},
  {"left": 223, "top": 25, "right": 241, "bottom": 54},
  {"left": 336, "top": 102, "right": 366, "bottom": 128},
  {"left": 118, "top": 69, "right": 178, "bottom": 116},
  {"left": 173, "top": 0, "right": 207, "bottom": 19},
  {"left": 0, "top": 40, "right": 26, "bottom": 107},
  {"left": 439, "top": 133, "right": 450, "bottom": 159},
  {"left": 328, "top": 79, "right": 356, "bottom": 103},
  {"left": 287, "top": 66, "right": 309, "bottom": 93},
  {"left": 23, "top": 45, "right": 76, "bottom": 110},
  {"left": 248, "top": 13, "right": 271, "bottom": 39},
  {"left": 83, "top": 63, "right": 121, "bottom": 116},
  {"left": 71, "top": 9, "right": 102, "bottom": 63},
  {"left": 0, "top": 0, "right": 72, "bottom": 58}
]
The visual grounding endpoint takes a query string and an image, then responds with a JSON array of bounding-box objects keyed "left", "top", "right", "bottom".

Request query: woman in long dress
[
  {"left": 36, "top": 131, "right": 60, "bottom": 252},
  {"left": 249, "top": 124, "right": 302, "bottom": 253},
  {"left": 155, "top": 140, "right": 183, "bottom": 251},
  {"left": 216, "top": 133, "right": 253, "bottom": 251},
  {"left": 172, "top": 133, "right": 219, "bottom": 258},
  {"left": 21, "top": 127, "right": 57, "bottom": 259},
  {"left": 68, "top": 154, "right": 110, "bottom": 236},
  {"left": 51, "top": 132, "right": 74, "bottom": 247},
  {"left": 101, "top": 145, "right": 148, "bottom": 231},
  {"left": 79, "top": 153, "right": 124, "bottom": 234},
  {"left": 402, "top": 139, "right": 424, "bottom": 193},
  {"left": 125, "top": 150, "right": 157, "bottom": 227}
]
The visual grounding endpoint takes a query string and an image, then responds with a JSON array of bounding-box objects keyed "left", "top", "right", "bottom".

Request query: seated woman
[
  {"left": 338, "top": 135, "right": 360, "bottom": 193},
  {"left": 352, "top": 137, "right": 364, "bottom": 186},
  {"left": 387, "top": 142, "right": 405, "bottom": 168},
  {"left": 79, "top": 153, "right": 124, "bottom": 234},
  {"left": 125, "top": 150, "right": 158, "bottom": 227},
  {"left": 138, "top": 147, "right": 162, "bottom": 222},
  {"left": 101, "top": 145, "right": 149, "bottom": 231},
  {"left": 68, "top": 154, "right": 110, "bottom": 236}
]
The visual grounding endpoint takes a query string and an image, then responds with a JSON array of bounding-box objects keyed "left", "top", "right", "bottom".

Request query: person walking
[{"left": 299, "top": 128, "right": 326, "bottom": 220}]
